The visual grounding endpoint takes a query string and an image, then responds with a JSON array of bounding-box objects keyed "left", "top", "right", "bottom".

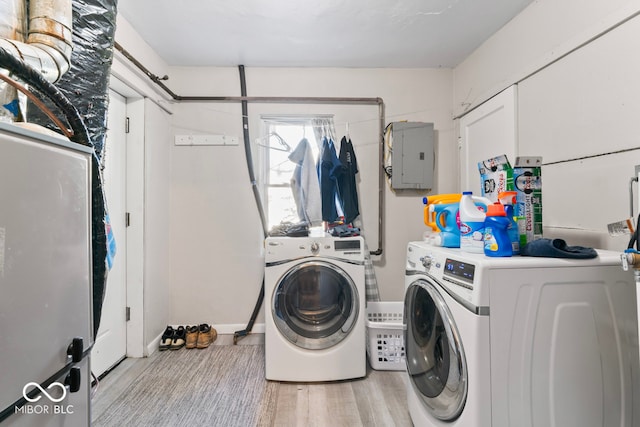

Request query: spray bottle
[{"left": 498, "top": 191, "right": 520, "bottom": 255}]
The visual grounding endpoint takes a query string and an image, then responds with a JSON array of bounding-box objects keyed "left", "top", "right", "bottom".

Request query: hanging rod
[
  {"left": 175, "top": 95, "right": 383, "bottom": 104},
  {"left": 114, "top": 41, "right": 385, "bottom": 256}
]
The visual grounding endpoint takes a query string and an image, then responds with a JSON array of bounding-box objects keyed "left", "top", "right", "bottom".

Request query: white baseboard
[
  {"left": 142, "top": 323, "right": 266, "bottom": 357},
  {"left": 146, "top": 331, "right": 163, "bottom": 357},
  {"left": 215, "top": 323, "right": 265, "bottom": 335}
]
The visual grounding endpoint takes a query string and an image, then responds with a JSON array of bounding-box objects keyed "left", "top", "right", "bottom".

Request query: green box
[
  {"left": 477, "top": 154, "right": 514, "bottom": 203},
  {"left": 514, "top": 156, "right": 542, "bottom": 245}
]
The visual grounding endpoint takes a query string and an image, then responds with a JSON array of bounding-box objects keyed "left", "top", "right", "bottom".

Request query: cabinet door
[{"left": 458, "top": 85, "right": 517, "bottom": 193}]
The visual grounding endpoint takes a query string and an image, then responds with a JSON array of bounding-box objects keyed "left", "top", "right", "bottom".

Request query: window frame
[{"left": 258, "top": 114, "right": 335, "bottom": 229}]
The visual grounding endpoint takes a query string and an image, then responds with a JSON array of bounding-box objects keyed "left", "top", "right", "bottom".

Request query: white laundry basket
[{"left": 366, "top": 301, "right": 405, "bottom": 370}]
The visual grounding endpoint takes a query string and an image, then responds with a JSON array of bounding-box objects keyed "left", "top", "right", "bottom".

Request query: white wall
[
  {"left": 143, "top": 99, "right": 173, "bottom": 346},
  {"left": 453, "top": 0, "right": 640, "bottom": 250},
  {"left": 167, "top": 67, "right": 454, "bottom": 328}
]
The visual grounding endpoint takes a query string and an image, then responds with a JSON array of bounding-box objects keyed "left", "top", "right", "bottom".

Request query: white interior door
[
  {"left": 458, "top": 85, "right": 517, "bottom": 194},
  {"left": 92, "top": 89, "right": 128, "bottom": 377}
]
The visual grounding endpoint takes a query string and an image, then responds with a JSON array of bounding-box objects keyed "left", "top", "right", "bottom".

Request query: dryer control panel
[{"left": 265, "top": 236, "right": 365, "bottom": 263}]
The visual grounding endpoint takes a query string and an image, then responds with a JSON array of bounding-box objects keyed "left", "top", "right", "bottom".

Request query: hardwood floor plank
[
  {"left": 320, "top": 381, "right": 363, "bottom": 427},
  {"left": 91, "top": 350, "right": 159, "bottom": 419},
  {"left": 352, "top": 370, "right": 397, "bottom": 426},
  {"left": 269, "top": 382, "right": 306, "bottom": 426},
  {"left": 256, "top": 380, "right": 279, "bottom": 426},
  {"left": 307, "top": 383, "right": 328, "bottom": 426},
  {"left": 371, "top": 370, "right": 412, "bottom": 426}
]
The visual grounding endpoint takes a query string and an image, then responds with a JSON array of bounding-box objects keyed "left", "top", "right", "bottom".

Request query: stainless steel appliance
[{"left": 0, "top": 122, "right": 93, "bottom": 426}]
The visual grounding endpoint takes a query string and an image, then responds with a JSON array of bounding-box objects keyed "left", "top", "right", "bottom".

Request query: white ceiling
[{"left": 117, "top": 0, "right": 533, "bottom": 68}]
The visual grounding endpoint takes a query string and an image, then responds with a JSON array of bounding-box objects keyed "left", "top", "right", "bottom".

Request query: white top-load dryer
[
  {"left": 264, "top": 236, "right": 366, "bottom": 382},
  {"left": 404, "top": 241, "right": 640, "bottom": 427}
]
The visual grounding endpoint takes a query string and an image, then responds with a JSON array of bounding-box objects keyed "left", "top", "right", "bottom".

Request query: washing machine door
[
  {"left": 272, "top": 260, "right": 359, "bottom": 350},
  {"left": 404, "top": 278, "right": 467, "bottom": 421}
]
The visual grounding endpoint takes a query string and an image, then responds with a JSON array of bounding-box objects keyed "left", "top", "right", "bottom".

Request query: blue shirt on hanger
[
  {"left": 317, "top": 137, "right": 344, "bottom": 222},
  {"left": 337, "top": 136, "right": 359, "bottom": 224}
]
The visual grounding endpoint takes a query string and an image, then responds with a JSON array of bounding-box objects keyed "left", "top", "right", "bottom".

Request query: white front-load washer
[
  {"left": 404, "top": 241, "right": 640, "bottom": 427},
  {"left": 264, "top": 235, "right": 366, "bottom": 382}
]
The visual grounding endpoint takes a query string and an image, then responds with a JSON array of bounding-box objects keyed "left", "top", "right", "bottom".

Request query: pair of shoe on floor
[
  {"left": 159, "top": 324, "right": 217, "bottom": 351},
  {"left": 186, "top": 324, "right": 217, "bottom": 349}
]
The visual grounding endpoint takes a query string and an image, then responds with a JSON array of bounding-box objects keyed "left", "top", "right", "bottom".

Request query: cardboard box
[
  {"left": 513, "top": 156, "right": 542, "bottom": 245},
  {"left": 477, "top": 154, "right": 514, "bottom": 203}
]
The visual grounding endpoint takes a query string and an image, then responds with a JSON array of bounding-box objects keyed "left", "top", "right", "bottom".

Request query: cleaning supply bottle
[
  {"left": 423, "top": 194, "right": 462, "bottom": 231},
  {"left": 498, "top": 191, "right": 520, "bottom": 255},
  {"left": 459, "top": 191, "right": 488, "bottom": 253},
  {"left": 431, "top": 231, "right": 461, "bottom": 248},
  {"left": 434, "top": 203, "right": 460, "bottom": 247},
  {"left": 483, "top": 203, "right": 512, "bottom": 257},
  {"left": 424, "top": 194, "right": 462, "bottom": 205}
]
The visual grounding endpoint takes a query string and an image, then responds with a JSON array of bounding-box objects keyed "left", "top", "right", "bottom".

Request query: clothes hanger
[{"left": 256, "top": 132, "right": 291, "bottom": 152}]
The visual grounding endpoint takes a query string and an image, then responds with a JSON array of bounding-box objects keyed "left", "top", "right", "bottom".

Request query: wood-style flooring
[{"left": 91, "top": 334, "right": 413, "bottom": 427}]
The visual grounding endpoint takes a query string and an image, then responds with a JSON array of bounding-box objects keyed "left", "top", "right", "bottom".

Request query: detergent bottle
[
  {"left": 498, "top": 191, "right": 520, "bottom": 255},
  {"left": 424, "top": 193, "right": 463, "bottom": 205},
  {"left": 433, "top": 203, "right": 460, "bottom": 247},
  {"left": 483, "top": 203, "right": 512, "bottom": 257},
  {"left": 431, "top": 231, "right": 462, "bottom": 248},
  {"left": 423, "top": 194, "right": 462, "bottom": 231},
  {"left": 459, "top": 191, "right": 490, "bottom": 253}
]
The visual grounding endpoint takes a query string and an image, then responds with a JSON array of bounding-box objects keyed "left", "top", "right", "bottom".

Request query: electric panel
[{"left": 390, "top": 121, "right": 434, "bottom": 190}]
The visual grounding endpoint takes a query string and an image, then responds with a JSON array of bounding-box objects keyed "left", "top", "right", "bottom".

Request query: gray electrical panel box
[{"left": 390, "top": 121, "right": 434, "bottom": 190}]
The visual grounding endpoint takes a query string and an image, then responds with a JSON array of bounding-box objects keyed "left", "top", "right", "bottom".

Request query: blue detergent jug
[
  {"left": 434, "top": 203, "right": 460, "bottom": 247},
  {"left": 483, "top": 203, "right": 512, "bottom": 257}
]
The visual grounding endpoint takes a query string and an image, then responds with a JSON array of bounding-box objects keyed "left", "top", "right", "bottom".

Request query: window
[{"left": 259, "top": 115, "right": 335, "bottom": 229}]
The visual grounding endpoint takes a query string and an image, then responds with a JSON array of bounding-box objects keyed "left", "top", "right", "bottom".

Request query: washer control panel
[
  {"left": 442, "top": 258, "right": 476, "bottom": 288},
  {"left": 406, "top": 242, "right": 483, "bottom": 307}
]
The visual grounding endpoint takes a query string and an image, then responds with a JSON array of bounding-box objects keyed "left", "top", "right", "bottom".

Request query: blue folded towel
[{"left": 521, "top": 238, "right": 597, "bottom": 259}]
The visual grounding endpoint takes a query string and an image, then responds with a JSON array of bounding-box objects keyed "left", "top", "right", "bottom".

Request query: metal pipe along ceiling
[
  {"left": 114, "top": 42, "right": 385, "bottom": 256},
  {"left": 0, "top": 0, "right": 73, "bottom": 83}
]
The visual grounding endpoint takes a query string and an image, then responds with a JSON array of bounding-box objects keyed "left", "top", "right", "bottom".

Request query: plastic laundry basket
[{"left": 365, "top": 301, "right": 405, "bottom": 371}]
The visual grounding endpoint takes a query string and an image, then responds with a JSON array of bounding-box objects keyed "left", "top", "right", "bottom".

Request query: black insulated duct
[
  {"left": 234, "top": 65, "right": 267, "bottom": 344},
  {"left": 27, "top": 0, "right": 119, "bottom": 336}
]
